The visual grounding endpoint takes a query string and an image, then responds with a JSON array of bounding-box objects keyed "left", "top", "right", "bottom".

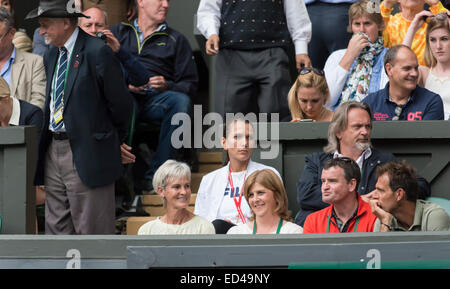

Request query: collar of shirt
[
  {"left": 390, "top": 200, "right": 423, "bottom": 231},
  {"left": 133, "top": 18, "right": 167, "bottom": 44},
  {"left": 62, "top": 27, "right": 79, "bottom": 58},
  {"left": 333, "top": 148, "right": 372, "bottom": 169},
  {"left": 0, "top": 47, "right": 16, "bottom": 85},
  {"left": 9, "top": 97, "right": 20, "bottom": 126},
  {"left": 384, "top": 82, "right": 416, "bottom": 107},
  {"left": 331, "top": 204, "right": 359, "bottom": 232}
]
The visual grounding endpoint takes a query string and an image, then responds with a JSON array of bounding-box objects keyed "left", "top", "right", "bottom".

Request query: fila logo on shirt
[{"left": 225, "top": 187, "right": 241, "bottom": 198}]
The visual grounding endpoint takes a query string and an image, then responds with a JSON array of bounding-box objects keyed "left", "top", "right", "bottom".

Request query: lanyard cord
[
  {"left": 253, "top": 218, "right": 283, "bottom": 234},
  {"left": 228, "top": 166, "right": 247, "bottom": 224},
  {"left": 326, "top": 213, "right": 360, "bottom": 233}
]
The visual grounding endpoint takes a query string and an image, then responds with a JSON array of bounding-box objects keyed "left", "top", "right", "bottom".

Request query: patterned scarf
[{"left": 341, "top": 35, "right": 385, "bottom": 103}]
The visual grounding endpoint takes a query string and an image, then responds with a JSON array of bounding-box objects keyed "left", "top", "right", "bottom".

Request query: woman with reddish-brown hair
[{"left": 227, "top": 169, "right": 302, "bottom": 234}]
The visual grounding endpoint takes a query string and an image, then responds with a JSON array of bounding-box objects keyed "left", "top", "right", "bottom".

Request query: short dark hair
[
  {"left": 376, "top": 161, "right": 418, "bottom": 202},
  {"left": 323, "top": 157, "right": 361, "bottom": 189},
  {"left": 384, "top": 45, "right": 415, "bottom": 68},
  {"left": 222, "top": 116, "right": 254, "bottom": 165},
  {"left": 0, "top": 7, "right": 14, "bottom": 30}
]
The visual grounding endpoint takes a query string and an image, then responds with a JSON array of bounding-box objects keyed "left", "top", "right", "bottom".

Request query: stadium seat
[{"left": 426, "top": 197, "right": 450, "bottom": 216}]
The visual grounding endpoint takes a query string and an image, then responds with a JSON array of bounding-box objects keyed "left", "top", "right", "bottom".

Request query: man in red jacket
[{"left": 303, "top": 157, "right": 377, "bottom": 233}]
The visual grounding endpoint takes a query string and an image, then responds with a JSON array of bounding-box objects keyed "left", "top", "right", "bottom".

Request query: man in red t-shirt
[{"left": 303, "top": 157, "right": 377, "bottom": 233}]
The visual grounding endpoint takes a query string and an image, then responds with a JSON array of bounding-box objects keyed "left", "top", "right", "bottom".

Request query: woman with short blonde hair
[
  {"left": 138, "top": 160, "right": 215, "bottom": 235},
  {"left": 324, "top": 0, "right": 389, "bottom": 109}
]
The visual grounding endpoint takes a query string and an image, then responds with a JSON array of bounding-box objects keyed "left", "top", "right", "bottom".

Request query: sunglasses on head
[
  {"left": 392, "top": 105, "right": 402, "bottom": 121},
  {"left": 424, "top": 12, "right": 450, "bottom": 23},
  {"left": 299, "top": 67, "right": 325, "bottom": 77},
  {"left": 334, "top": 157, "right": 358, "bottom": 166}
]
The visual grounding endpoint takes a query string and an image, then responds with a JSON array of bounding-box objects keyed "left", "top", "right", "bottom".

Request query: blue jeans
[{"left": 135, "top": 90, "right": 192, "bottom": 189}]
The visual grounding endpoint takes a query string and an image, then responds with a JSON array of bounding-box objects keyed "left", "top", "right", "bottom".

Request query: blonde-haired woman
[
  {"left": 403, "top": 11, "right": 450, "bottom": 119},
  {"left": 227, "top": 169, "right": 302, "bottom": 234},
  {"left": 287, "top": 67, "right": 334, "bottom": 122},
  {"left": 138, "top": 160, "right": 215, "bottom": 235}
]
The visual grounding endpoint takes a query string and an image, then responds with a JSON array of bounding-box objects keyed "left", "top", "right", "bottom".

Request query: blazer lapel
[
  {"left": 45, "top": 46, "right": 58, "bottom": 113},
  {"left": 63, "top": 30, "right": 85, "bottom": 107},
  {"left": 10, "top": 50, "right": 24, "bottom": 98}
]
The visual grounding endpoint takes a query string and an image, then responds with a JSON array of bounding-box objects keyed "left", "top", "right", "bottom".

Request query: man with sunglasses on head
[
  {"left": 295, "top": 101, "right": 430, "bottom": 226},
  {"left": 302, "top": 157, "right": 378, "bottom": 233},
  {"left": 362, "top": 45, "right": 444, "bottom": 121}
]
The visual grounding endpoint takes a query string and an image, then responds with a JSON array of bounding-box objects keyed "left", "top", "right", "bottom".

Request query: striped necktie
[{"left": 51, "top": 46, "right": 68, "bottom": 131}]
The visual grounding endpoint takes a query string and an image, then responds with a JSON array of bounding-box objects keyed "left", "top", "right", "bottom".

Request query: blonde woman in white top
[
  {"left": 227, "top": 169, "right": 302, "bottom": 235},
  {"left": 403, "top": 11, "right": 450, "bottom": 119},
  {"left": 138, "top": 160, "right": 215, "bottom": 235}
]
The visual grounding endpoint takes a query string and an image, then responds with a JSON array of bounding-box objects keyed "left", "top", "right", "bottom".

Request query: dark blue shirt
[{"left": 362, "top": 83, "right": 444, "bottom": 121}]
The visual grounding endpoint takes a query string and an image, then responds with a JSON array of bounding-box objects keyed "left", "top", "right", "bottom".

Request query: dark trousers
[
  {"left": 307, "top": 2, "right": 353, "bottom": 70},
  {"left": 214, "top": 48, "right": 291, "bottom": 120},
  {"left": 136, "top": 90, "right": 192, "bottom": 190}
]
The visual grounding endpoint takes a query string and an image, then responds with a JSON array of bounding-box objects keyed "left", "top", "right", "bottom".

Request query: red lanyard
[{"left": 228, "top": 166, "right": 247, "bottom": 224}]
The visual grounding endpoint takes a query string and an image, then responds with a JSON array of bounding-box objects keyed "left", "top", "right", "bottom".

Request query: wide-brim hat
[{"left": 25, "top": 0, "right": 88, "bottom": 20}]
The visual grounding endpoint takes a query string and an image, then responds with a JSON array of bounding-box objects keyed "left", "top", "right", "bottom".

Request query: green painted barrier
[{"left": 289, "top": 259, "right": 450, "bottom": 269}]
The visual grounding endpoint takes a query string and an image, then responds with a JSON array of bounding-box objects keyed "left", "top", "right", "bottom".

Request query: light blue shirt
[
  {"left": 133, "top": 19, "right": 167, "bottom": 46},
  {"left": 0, "top": 47, "right": 15, "bottom": 87}
]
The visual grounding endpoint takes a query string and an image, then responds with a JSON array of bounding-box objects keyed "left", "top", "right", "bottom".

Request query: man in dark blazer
[
  {"left": 295, "top": 101, "right": 431, "bottom": 226},
  {"left": 27, "top": 0, "right": 133, "bottom": 234},
  {"left": 0, "top": 75, "right": 43, "bottom": 133}
]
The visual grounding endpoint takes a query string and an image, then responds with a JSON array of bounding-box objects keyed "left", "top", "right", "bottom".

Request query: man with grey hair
[
  {"left": 294, "top": 101, "right": 430, "bottom": 226},
  {"left": 0, "top": 7, "right": 46, "bottom": 109},
  {"left": 27, "top": 0, "right": 133, "bottom": 234}
]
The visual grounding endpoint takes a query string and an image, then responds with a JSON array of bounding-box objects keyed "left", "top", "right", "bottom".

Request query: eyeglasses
[
  {"left": 338, "top": 157, "right": 354, "bottom": 162},
  {"left": 299, "top": 67, "right": 325, "bottom": 77},
  {"left": 392, "top": 105, "right": 403, "bottom": 121}
]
